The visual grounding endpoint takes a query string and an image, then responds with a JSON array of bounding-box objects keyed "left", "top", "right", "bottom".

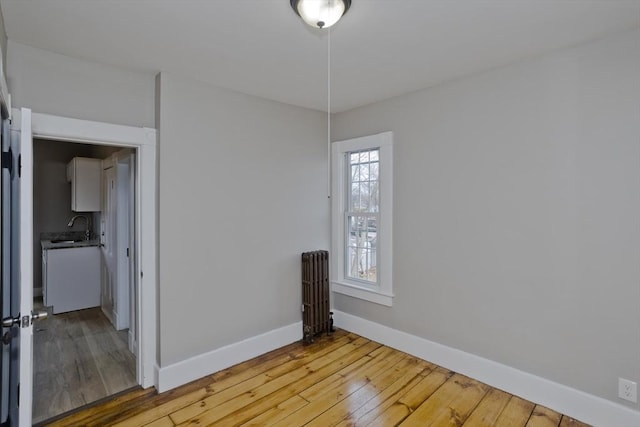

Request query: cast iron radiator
[{"left": 301, "top": 250, "right": 333, "bottom": 343}]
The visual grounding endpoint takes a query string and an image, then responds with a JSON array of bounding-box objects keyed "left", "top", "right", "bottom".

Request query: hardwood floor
[
  {"left": 33, "top": 303, "right": 137, "bottom": 424},
  {"left": 47, "top": 329, "right": 589, "bottom": 426}
]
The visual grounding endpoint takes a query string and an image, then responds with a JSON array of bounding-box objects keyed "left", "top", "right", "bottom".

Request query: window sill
[{"left": 332, "top": 281, "right": 394, "bottom": 307}]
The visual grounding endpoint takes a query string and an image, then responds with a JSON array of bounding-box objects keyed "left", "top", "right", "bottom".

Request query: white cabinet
[
  {"left": 67, "top": 157, "right": 102, "bottom": 212},
  {"left": 43, "top": 246, "right": 101, "bottom": 314}
]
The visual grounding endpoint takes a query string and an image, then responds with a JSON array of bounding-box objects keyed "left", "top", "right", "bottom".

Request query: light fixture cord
[{"left": 327, "top": 26, "right": 331, "bottom": 199}]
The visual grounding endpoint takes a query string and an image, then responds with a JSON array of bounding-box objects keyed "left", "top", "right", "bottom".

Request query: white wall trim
[
  {"left": 331, "top": 131, "right": 394, "bottom": 305},
  {"left": 157, "top": 322, "right": 302, "bottom": 393},
  {"left": 18, "top": 111, "right": 156, "bottom": 147},
  {"left": 332, "top": 281, "right": 393, "bottom": 307},
  {"left": 333, "top": 310, "right": 640, "bottom": 427}
]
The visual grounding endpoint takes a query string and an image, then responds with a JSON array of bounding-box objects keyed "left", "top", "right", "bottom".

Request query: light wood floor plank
[
  {"left": 170, "top": 337, "right": 376, "bottom": 425},
  {"left": 526, "top": 405, "right": 563, "bottom": 427},
  {"left": 366, "top": 366, "right": 455, "bottom": 426},
  {"left": 45, "top": 387, "right": 155, "bottom": 427},
  {"left": 211, "top": 342, "right": 382, "bottom": 427},
  {"left": 143, "top": 416, "right": 175, "bottom": 427},
  {"left": 238, "top": 395, "right": 309, "bottom": 426},
  {"left": 299, "top": 345, "right": 396, "bottom": 401},
  {"left": 494, "top": 395, "right": 536, "bottom": 427},
  {"left": 93, "top": 333, "right": 349, "bottom": 427},
  {"left": 398, "top": 373, "right": 489, "bottom": 426},
  {"left": 463, "top": 388, "right": 512, "bottom": 426},
  {"left": 49, "top": 329, "right": 590, "bottom": 427},
  {"left": 335, "top": 363, "right": 433, "bottom": 427},
  {"left": 275, "top": 351, "right": 411, "bottom": 426},
  {"left": 114, "top": 332, "right": 358, "bottom": 427},
  {"left": 305, "top": 356, "right": 430, "bottom": 427}
]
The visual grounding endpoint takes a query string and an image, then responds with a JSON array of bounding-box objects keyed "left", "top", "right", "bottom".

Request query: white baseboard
[
  {"left": 112, "top": 310, "right": 121, "bottom": 330},
  {"left": 101, "top": 304, "right": 114, "bottom": 325},
  {"left": 333, "top": 310, "right": 640, "bottom": 427},
  {"left": 156, "top": 322, "right": 302, "bottom": 393},
  {"left": 151, "top": 363, "right": 160, "bottom": 390},
  {"left": 128, "top": 330, "right": 137, "bottom": 355}
]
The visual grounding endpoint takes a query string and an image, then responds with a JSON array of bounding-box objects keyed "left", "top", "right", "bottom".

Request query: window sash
[{"left": 344, "top": 148, "right": 380, "bottom": 286}]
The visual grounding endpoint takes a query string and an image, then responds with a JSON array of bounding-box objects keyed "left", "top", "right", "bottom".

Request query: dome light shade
[{"left": 290, "top": 0, "right": 351, "bottom": 29}]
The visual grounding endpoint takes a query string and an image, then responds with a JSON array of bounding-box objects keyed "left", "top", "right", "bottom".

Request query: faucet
[{"left": 67, "top": 214, "right": 91, "bottom": 241}]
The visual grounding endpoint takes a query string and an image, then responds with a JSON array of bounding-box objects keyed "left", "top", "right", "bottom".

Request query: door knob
[
  {"left": 1, "top": 315, "right": 20, "bottom": 328},
  {"left": 31, "top": 310, "right": 48, "bottom": 323},
  {"left": 2, "top": 311, "right": 48, "bottom": 329}
]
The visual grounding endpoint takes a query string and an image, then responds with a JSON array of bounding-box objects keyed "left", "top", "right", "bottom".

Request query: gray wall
[
  {"left": 33, "top": 139, "right": 119, "bottom": 292},
  {"left": 7, "top": 41, "right": 155, "bottom": 128},
  {"left": 331, "top": 29, "right": 640, "bottom": 409},
  {"left": 157, "top": 73, "right": 329, "bottom": 366}
]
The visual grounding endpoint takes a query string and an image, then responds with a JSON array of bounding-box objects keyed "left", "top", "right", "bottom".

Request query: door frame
[{"left": 11, "top": 109, "right": 158, "bottom": 389}]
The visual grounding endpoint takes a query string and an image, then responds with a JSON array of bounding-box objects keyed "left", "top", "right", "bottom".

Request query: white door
[
  {"left": 3, "top": 108, "right": 38, "bottom": 426},
  {"left": 1, "top": 114, "right": 13, "bottom": 424},
  {"left": 18, "top": 108, "right": 34, "bottom": 426},
  {"left": 115, "top": 159, "right": 130, "bottom": 331},
  {"left": 101, "top": 165, "right": 117, "bottom": 321}
]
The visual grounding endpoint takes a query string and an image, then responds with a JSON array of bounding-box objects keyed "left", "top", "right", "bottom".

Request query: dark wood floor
[
  {"left": 47, "top": 329, "right": 589, "bottom": 427},
  {"left": 33, "top": 303, "right": 136, "bottom": 424}
]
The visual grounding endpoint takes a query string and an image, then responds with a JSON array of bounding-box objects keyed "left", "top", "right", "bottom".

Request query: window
[{"left": 331, "top": 131, "right": 393, "bottom": 306}]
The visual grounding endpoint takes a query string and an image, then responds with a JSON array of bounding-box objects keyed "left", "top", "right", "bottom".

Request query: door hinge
[
  {"left": 18, "top": 154, "right": 21, "bottom": 178},
  {"left": 126, "top": 248, "right": 129, "bottom": 257},
  {"left": 1, "top": 148, "right": 12, "bottom": 174}
]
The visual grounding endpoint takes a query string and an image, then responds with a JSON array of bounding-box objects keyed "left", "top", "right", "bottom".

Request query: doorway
[
  {"left": 32, "top": 139, "right": 137, "bottom": 423},
  {"left": 1, "top": 109, "right": 157, "bottom": 427}
]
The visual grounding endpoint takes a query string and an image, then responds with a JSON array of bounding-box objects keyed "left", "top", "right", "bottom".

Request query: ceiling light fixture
[{"left": 290, "top": 0, "right": 351, "bottom": 29}]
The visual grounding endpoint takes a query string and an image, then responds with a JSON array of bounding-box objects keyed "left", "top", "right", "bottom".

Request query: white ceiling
[{"left": 1, "top": 0, "right": 638, "bottom": 113}]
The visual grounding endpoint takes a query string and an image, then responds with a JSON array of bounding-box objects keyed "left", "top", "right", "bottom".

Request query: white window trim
[{"left": 331, "top": 131, "right": 393, "bottom": 306}]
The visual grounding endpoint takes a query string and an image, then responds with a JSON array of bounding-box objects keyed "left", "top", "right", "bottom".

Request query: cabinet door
[
  {"left": 47, "top": 247, "right": 101, "bottom": 314},
  {"left": 71, "top": 158, "right": 102, "bottom": 212}
]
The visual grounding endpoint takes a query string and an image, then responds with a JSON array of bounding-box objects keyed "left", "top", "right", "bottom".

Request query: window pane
[
  {"left": 370, "top": 181, "right": 379, "bottom": 212},
  {"left": 370, "top": 162, "right": 379, "bottom": 181},
  {"left": 359, "top": 182, "right": 369, "bottom": 211},
  {"left": 359, "top": 163, "right": 369, "bottom": 181},
  {"left": 350, "top": 183, "right": 359, "bottom": 211},
  {"left": 347, "top": 149, "right": 379, "bottom": 215},
  {"left": 346, "top": 214, "right": 377, "bottom": 284},
  {"left": 351, "top": 164, "right": 359, "bottom": 183}
]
